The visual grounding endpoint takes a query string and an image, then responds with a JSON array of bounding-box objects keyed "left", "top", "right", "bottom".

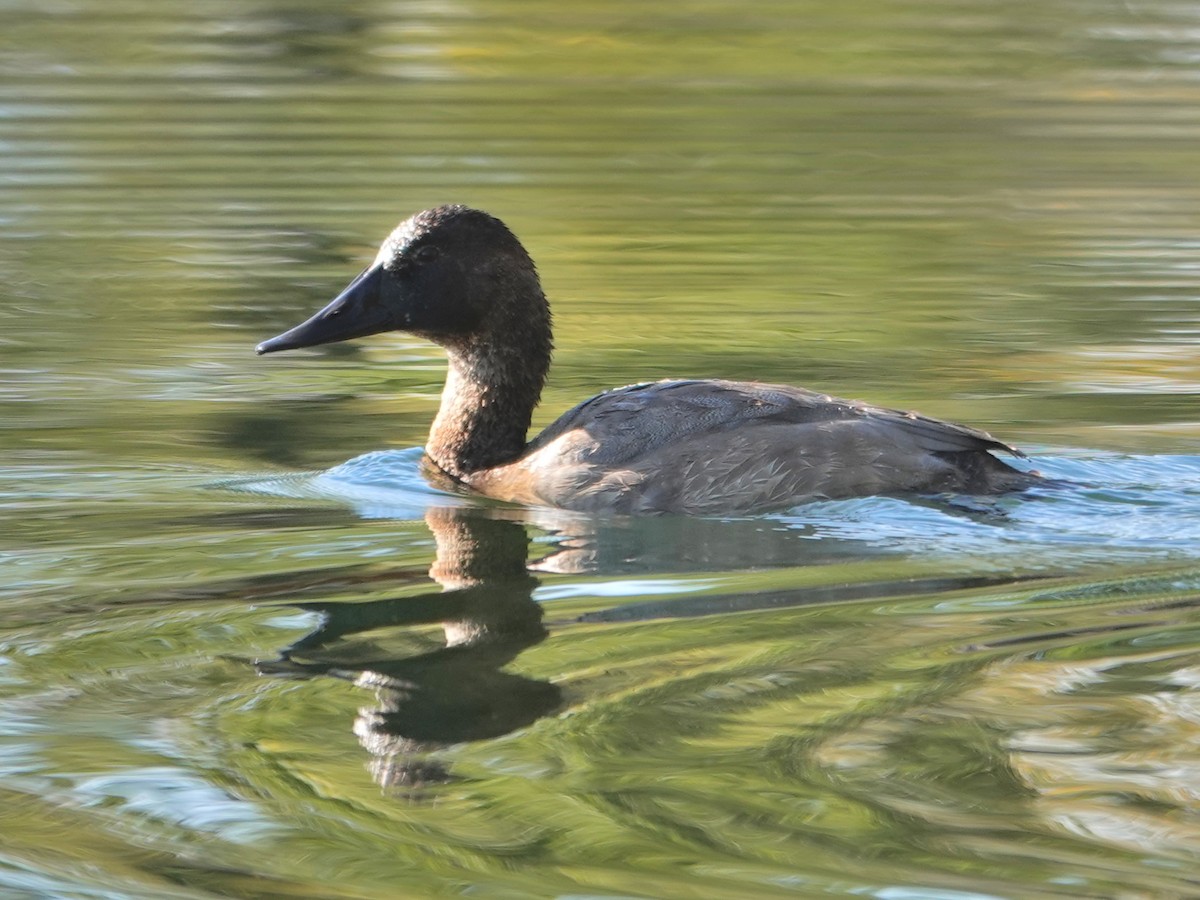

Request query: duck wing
[{"left": 530, "top": 379, "right": 1023, "bottom": 466}]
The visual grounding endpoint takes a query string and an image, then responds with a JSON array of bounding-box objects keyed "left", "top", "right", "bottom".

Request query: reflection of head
[
  {"left": 354, "top": 661, "right": 561, "bottom": 757},
  {"left": 359, "top": 736, "right": 453, "bottom": 792},
  {"left": 353, "top": 664, "right": 561, "bottom": 792},
  {"left": 354, "top": 661, "right": 560, "bottom": 792}
]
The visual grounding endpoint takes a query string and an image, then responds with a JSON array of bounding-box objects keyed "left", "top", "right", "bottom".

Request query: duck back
[{"left": 473, "top": 379, "right": 1035, "bottom": 515}]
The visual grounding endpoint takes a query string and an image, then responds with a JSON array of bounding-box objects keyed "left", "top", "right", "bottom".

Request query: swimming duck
[{"left": 257, "top": 205, "right": 1037, "bottom": 514}]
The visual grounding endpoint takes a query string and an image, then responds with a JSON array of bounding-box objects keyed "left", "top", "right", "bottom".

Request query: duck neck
[{"left": 426, "top": 329, "right": 551, "bottom": 478}]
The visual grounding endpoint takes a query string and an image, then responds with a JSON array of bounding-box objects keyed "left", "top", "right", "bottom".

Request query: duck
[{"left": 257, "top": 204, "right": 1038, "bottom": 515}]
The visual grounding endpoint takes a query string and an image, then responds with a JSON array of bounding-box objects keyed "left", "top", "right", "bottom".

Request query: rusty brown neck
[{"left": 425, "top": 327, "right": 552, "bottom": 479}]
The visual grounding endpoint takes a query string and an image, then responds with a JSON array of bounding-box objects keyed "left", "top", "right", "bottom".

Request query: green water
[{"left": 3, "top": 1, "right": 1200, "bottom": 897}]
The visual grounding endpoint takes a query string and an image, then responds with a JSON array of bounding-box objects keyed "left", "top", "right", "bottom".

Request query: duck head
[{"left": 256, "top": 205, "right": 546, "bottom": 355}]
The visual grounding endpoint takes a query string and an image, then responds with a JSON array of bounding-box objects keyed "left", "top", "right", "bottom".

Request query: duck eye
[{"left": 415, "top": 245, "right": 440, "bottom": 263}]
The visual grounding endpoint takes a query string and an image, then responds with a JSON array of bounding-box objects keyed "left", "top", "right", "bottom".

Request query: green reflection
[{"left": 4, "top": 0, "right": 1200, "bottom": 896}]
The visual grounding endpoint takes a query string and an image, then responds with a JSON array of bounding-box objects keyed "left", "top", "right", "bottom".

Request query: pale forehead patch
[{"left": 373, "top": 215, "right": 423, "bottom": 267}]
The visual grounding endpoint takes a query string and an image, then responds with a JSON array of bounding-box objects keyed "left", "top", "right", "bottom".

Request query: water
[{"left": 3, "top": 0, "right": 1200, "bottom": 896}]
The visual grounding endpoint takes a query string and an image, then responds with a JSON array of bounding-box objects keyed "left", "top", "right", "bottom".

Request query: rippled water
[{"left": 4, "top": 1, "right": 1200, "bottom": 897}]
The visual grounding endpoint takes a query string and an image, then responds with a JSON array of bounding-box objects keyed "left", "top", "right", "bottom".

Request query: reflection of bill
[{"left": 258, "top": 505, "right": 559, "bottom": 792}]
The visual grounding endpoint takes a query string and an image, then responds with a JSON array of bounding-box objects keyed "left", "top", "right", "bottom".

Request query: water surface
[{"left": 3, "top": 1, "right": 1200, "bottom": 897}]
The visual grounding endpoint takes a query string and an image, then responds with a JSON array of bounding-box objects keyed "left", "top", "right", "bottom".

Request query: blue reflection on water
[{"left": 228, "top": 448, "right": 1200, "bottom": 568}]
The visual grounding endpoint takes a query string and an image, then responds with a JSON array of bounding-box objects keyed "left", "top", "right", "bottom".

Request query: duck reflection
[
  {"left": 257, "top": 504, "right": 558, "bottom": 790},
  {"left": 247, "top": 498, "right": 1043, "bottom": 791}
]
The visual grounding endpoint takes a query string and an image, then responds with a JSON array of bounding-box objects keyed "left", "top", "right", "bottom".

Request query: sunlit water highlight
[{"left": 233, "top": 446, "right": 1200, "bottom": 564}]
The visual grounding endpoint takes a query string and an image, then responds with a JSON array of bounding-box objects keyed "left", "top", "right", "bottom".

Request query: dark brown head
[
  {"left": 256, "top": 205, "right": 550, "bottom": 356},
  {"left": 258, "top": 205, "right": 554, "bottom": 476}
]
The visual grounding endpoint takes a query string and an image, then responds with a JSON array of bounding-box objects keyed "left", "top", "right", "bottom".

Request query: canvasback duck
[{"left": 257, "top": 205, "right": 1038, "bottom": 514}]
